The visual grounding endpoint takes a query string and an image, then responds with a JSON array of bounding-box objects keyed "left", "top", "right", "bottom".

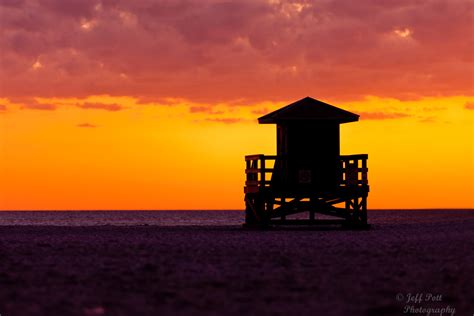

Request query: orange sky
[{"left": 0, "top": 0, "right": 473, "bottom": 210}]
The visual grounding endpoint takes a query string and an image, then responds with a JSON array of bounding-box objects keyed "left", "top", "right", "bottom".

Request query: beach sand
[{"left": 0, "top": 210, "right": 473, "bottom": 316}]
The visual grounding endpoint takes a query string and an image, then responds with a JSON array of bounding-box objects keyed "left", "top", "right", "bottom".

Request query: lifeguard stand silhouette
[{"left": 244, "top": 97, "right": 369, "bottom": 227}]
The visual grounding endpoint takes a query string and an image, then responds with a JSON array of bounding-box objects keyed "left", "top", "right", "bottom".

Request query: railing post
[
  {"left": 246, "top": 159, "right": 251, "bottom": 183},
  {"left": 260, "top": 156, "right": 265, "bottom": 188},
  {"left": 361, "top": 157, "right": 368, "bottom": 185},
  {"left": 281, "top": 197, "right": 286, "bottom": 220},
  {"left": 340, "top": 159, "right": 345, "bottom": 185}
]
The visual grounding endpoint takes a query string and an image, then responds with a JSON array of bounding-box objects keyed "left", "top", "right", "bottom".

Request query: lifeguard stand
[{"left": 244, "top": 97, "right": 369, "bottom": 227}]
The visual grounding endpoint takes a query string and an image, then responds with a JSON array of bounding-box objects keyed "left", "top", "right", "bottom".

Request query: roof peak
[{"left": 258, "top": 97, "right": 359, "bottom": 124}]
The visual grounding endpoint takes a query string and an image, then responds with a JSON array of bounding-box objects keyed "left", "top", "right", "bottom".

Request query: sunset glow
[{"left": 0, "top": 0, "right": 473, "bottom": 210}]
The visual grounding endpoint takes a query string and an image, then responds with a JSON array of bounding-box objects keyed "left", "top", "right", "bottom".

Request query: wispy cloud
[
  {"left": 77, "top": 103, "right": 124, "bottom": 111},
  {"left": 189, "top": 106, "right": 224, "bottom": 115},
  {"left": 464, "top": 102, "right": 474, "bottom": 110},
  {"left": 22, "top": 103, "right": 57, "bottom": 111},
  {"left": 4, "top": 97, "right": 57, "bottom": 111},
  {"left": 189, "top": 106, "right": 211, "bottom": 113},
  {"left": 77, "top": 123, "right": 97, "bottom": 128},
  {"left": 358, "top": 112, "right": 410, "bottom": 120},
  {"left": 251, "top": 108, "right": 269, "bottom": 115},
  {"left": 422, "top": 106, "right": 446, "bottom": 112},
  {"left": 204, "top": 118, "right": 244, "bottom": 124},
  {"left": 0, "top": 104, "right": 7, "bottom": 111},
  {"left": 418, "top": 116, "right": 436, "bottom": 123},
  {"left": 135, "top": 97, "right": 178, "bottom": 105}
]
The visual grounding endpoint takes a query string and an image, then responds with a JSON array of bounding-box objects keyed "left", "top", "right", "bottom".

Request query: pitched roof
[{"left": 258, "top": 97, "right": 359, "bottom": 124}]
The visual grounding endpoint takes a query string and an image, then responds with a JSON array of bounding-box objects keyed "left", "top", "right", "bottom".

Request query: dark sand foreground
[{"left": 0, "top": 210, "right": 473, "bottom": 316}]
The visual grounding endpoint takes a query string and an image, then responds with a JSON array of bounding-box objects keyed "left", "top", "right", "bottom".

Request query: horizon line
[{"left": 0, "top": 209, "right": 473, "bottom": 212}]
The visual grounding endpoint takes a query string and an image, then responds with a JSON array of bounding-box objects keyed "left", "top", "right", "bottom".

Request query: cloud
[
  {"left": 251, "top": 108, "right": 269, "bottom": 115},
  {"left": 418, "top": 116, "right": 436, "bottom": 123},
  {"left": 422, "top": 106, "right": 446, "bottom": 112},
  {"left": 189, "top": 105, "right": 224, "bottom": 114},
  {"left": 77, "top": 123, "right": 97, "bottom": 128},
  {"left": 358, "top": 111, "right": 410, "bottom": 120},
  {"left": 204, "top": 118, "right": 244, "bottom": 124},
  {"left": 464, "top": 102, "right": 474, "bottom": 110},
  {"left": 0, "top": 104, "right": 7, "bottom": 111},
  {"left": 77, "top": 102, "right": 124, "bottom": 111},
  {"left": 135, "top": 97, "right": 180, "bottom": 105},
  {"left": 2, "top": 97, "right": 57, "bottom": 110},
  {"left": 0, "top": 0, "right": 472, "bottom": 103},
  {"left": 22, "top": 102, "right": 57, "bottom": 110},
  {"left": 189, "top": 106, "right": 211, "bottom": 113}
]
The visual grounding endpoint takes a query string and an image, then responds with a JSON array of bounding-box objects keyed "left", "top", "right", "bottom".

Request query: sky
[{"left": 0, "top": 0, "right": 473, "bottom": 210}]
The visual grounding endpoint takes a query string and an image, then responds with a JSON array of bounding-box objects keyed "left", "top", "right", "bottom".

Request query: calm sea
[
  {"left": 0, "top": 211, "right": 244, "bottom": 226},
  {"left": 0, "top": 210, "right": 472, "bottom": 226}
]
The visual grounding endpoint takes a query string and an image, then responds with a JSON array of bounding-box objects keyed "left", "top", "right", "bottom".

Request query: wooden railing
[
  {"left": 339, "top": 154, "right": 368, "bottom": 187},
  {"left": 244, "top": 155, "right": 277, "bottom": 193},
  {"left": 244, "top": 154, "right": 368, "bottom": 193}
]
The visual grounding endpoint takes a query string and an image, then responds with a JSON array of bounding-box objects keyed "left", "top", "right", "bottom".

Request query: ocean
[
  {"left": 0, "top": 209, "right": 471, "bottom": 226},
  {"left": 0, "top": 210, "right": 243, "bottom": 226}
]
